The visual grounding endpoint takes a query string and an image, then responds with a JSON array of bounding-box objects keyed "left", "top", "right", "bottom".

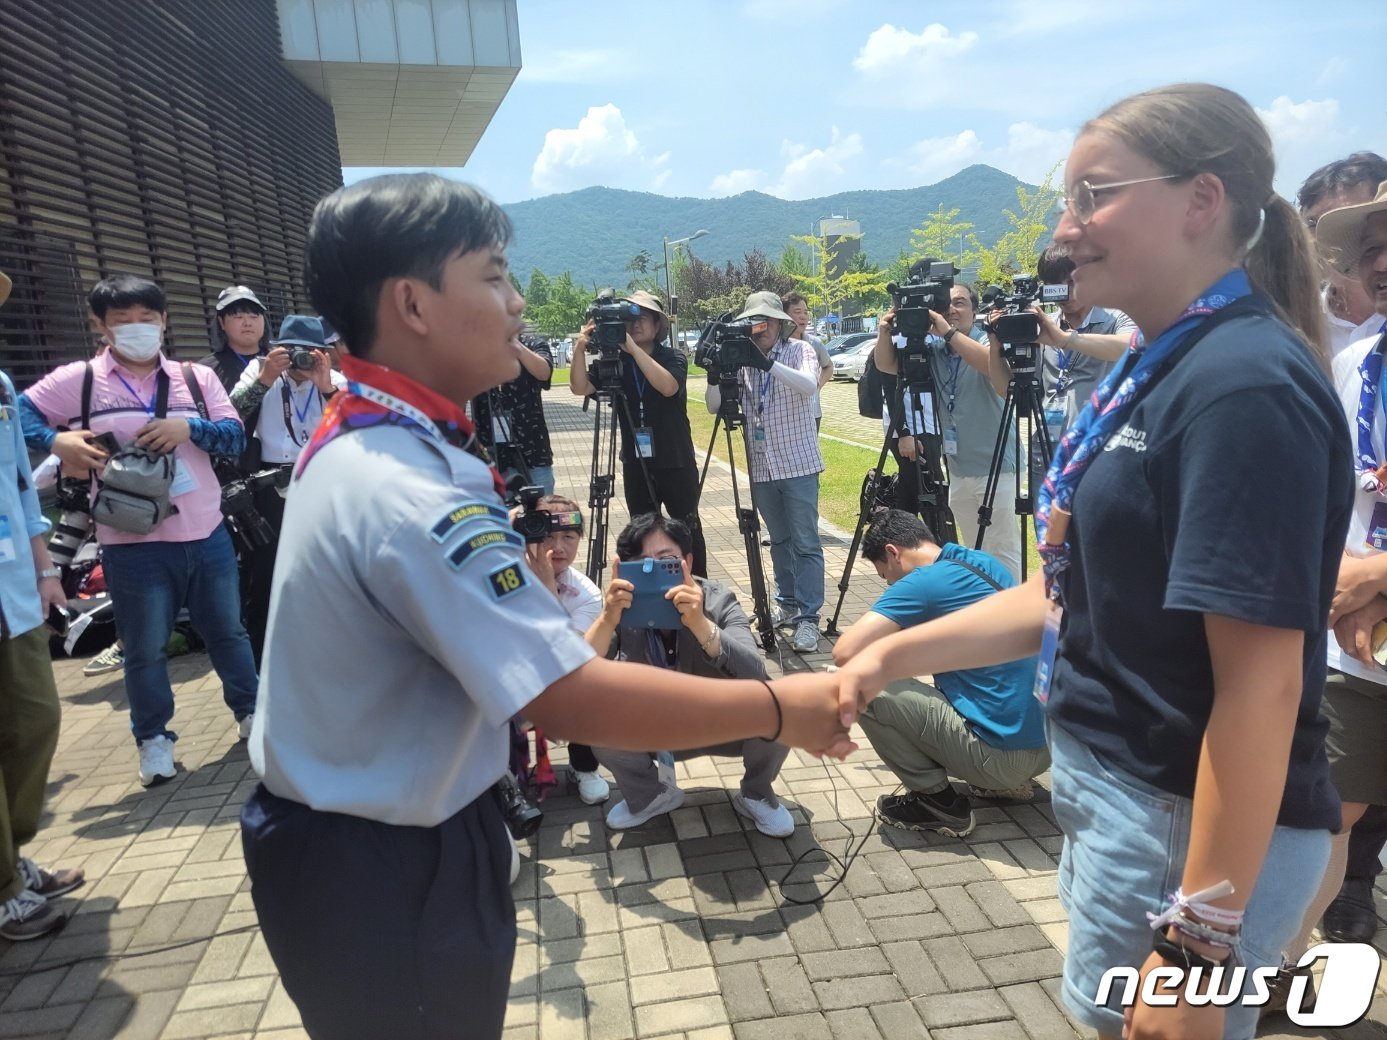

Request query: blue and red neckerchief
[
  {"left": 1351, "top": 319, "right": 1387, "bottom": 493},
  {"left": 296, "top": 354, "right": 505, "bottom": 498},
  {"left": 1034, "top": 269, "right": 1252, "bottom": 604}
]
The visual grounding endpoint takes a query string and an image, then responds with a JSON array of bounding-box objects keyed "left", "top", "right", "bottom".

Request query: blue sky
[{"left": 344, "top": 0, "right": 1384, "bottom": 206}]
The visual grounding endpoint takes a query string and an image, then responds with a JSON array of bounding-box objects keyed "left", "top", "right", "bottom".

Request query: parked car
[
  {"left": 823, "top": 332, "right": 875, "bottom": 357},
  {"left": 832, "top": 339, "right": 878, "bottom": 382}
]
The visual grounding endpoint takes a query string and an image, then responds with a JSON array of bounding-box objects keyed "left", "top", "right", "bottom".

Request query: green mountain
[{"left": 502, "top": 164, "right": 1038, "bottom": 291}]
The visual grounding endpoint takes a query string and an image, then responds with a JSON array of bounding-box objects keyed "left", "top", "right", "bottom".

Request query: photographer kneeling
[
  {"left": 587, "top": 514, "right": 794, "bottom": 837},
  {"left": 833, "top": 509, "right": 1047, "bottom": 837},
  {"left": 569, "top": 291, "right": 706, "bottom": 576}
]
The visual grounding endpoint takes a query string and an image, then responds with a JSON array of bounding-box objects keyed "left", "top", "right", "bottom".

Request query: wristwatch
[
  {"left": 942, "top": 326, "right": 959, "bottom": 345},
  {"left": 37, "top": 567, "right": 61, "bottom": 581},
  {"left": 1152, "top": 933, "right": 1228, "bottom": 973}
]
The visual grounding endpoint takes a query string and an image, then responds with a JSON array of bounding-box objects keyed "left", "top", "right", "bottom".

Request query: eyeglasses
[{"left": 1057, "top": 174, "right": 1183, "bottom": 225}]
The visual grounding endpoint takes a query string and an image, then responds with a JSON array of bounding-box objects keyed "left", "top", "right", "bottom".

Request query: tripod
[
  {"left": 825, "top": 339, "right": 956, "bottom": 636},
  {"left": 973, "top": 341, "right": 1052, "bottom": 581},
  {"left": 695, "top": 374, "right": 777, "bottom": 652},
  {"left": 583, "top": 379, "right": 657, "bottom": 586}
]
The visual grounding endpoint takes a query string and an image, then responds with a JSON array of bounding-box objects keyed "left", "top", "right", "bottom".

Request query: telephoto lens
[{"left": 48, "top": 478, "right": 94, "bottom": 566}]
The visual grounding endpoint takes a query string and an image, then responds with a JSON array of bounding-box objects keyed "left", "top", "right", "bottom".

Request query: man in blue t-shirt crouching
[{"left": 833, "top": 509, "right": 1049, "bottom": 837}]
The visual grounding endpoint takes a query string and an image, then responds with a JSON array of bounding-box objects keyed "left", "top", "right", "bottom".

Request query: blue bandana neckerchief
[
  {"left": 1034, "top": 269, "right": 1252, "bottom": 604},
  {"left": 1351, "top": 319, "right": 1387, "bottom": 493}
]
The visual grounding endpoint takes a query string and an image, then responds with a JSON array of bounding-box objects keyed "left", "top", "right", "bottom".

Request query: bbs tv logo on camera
[{"left": 981, "top": 275, "right": 1070, "bottom": 345}]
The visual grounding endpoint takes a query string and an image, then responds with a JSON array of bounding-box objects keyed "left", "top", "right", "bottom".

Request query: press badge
[
  {"left": 634, "top": 427, "right": 654, "bottom": 459},
  {"left": 168, "top": 459, "right": 199, "bottom": 498},
  {"left": 0, "top": 513, "right": 15, "bottom": 564},
  {"left": 943, "top": 426, "right": 959, "bottom": 457},
  {"left": 491, "top": 413, "right": 512, "bottom": 445},
  {"left": 1044, "top": 395, "right": 1068, "bottom": 444},
  {"left": 752, "top": 425, "right": 768, "bottom": 452},
  {"left": 1368, "top": 502, "right": 1387, "bottom": 551},
  {"left": 1033, "top": 603, "right": 1063, "bottom": 706}
]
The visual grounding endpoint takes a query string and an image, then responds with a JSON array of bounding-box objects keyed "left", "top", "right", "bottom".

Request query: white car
[{"left": 832, "top": 339, "right": 877, "bottom": 382}]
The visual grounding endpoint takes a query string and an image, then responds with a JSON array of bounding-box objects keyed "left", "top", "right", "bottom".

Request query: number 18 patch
[{"left": 487, "top": 561, "right": 528, "bottom": 601}]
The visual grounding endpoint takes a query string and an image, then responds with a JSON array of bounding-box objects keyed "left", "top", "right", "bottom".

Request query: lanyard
[
  {"left": 280, "top": 379, "right": 319, "bottom": 446},
  {"left": 632, "top": 364, "right": 648, "bottom": 426},
  {"left": 756, "top": 346, "right": 777, "bottom": 421},
  {"left": 114, "top": 372, "right": 156, "bottom": 416},
  {"left": 944, "top": 351, "right": 962, "bottom": 414},
  {"left": 1352, "top": 321, "right": 1387, "bottom": 492},
  {"left": 346, "top": 380, "right": 447, "bottom": 444},
  {"left": 645, "top": 629, "right": 678, "bottom": 668}
]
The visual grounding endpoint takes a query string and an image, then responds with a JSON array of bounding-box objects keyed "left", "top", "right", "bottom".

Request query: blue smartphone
[{"left": 617, "top": 558, "right": 683, "bottom": 630}]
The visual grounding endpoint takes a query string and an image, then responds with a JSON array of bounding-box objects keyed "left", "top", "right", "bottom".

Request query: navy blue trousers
[{"left": 241, "top": 784, "right": 515, "bottom": 1040}]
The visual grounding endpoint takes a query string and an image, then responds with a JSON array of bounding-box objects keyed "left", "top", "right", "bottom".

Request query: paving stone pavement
[{"left": 7, "top": 387, "right": 1385, "bottom": 1039}]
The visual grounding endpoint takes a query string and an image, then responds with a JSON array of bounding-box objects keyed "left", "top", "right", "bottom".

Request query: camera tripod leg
[
  {"left": 720, "top": 415, "right": 777, "bottom": 652},
  {"left": 584, "top": 393, "right": 623, "bottom": 586},
  {"left": 825, "top": 431, "right": 896, "bottom": 637}
]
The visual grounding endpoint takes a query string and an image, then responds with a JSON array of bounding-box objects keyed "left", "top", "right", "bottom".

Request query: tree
[
  {"left": 778, "top": 243, "right": 811, "bottom": 279},
  {"left": 909, "top": 204, "right": 976, "bottom": 272},
  {"left": 528, "top": 271, "right": 589, "bottom": 337},
  {"left": 508, "top": 272, "right": 524, "bottom": 297},
  {"left": 623, "top": 249, "right": 659, "bottom": 295},
  {"left": 968, "top": 163, "right": 1061, "bottom": 292},
  {"left": 525, "top": 269, "right": 552, "bottom": 309}
]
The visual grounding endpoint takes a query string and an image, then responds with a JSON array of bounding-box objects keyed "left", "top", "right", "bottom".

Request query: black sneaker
[
  {"left": 876, "top": 788, "right": 975, "bottom": 837},
  {"left": 1259, "top": 962, "right": 1316, "bottom": 1021}
]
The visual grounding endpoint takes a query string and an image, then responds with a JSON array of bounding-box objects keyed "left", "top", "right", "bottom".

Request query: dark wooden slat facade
[{"left": 0, "top": 0, "right": 344, "bottom": 388}]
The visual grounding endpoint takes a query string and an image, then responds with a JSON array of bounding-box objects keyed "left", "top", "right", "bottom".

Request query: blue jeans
[
  {"left": 102, "top": 525, "right": 259, "bottom": 745},
  {"left": 1048, "top": 721, "right": 1329, "bottom": 1039},
  {"left": 529, "top": 465, "right": 555, "bottom": 496},
  {"left": 751, "top": 473, "right": 824, "bottom": 622}
]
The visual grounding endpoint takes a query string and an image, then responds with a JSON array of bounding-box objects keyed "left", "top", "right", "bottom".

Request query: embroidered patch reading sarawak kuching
[
  {"left": 430, "top": 501, "right": 512, "bottom": 543},
  {"left": 446, "top": 528, "right": 524, "bottom": 569}
]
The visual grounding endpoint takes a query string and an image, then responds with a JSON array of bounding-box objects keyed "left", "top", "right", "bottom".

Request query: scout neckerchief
[
  {"left": 1351, "top": 319, "right": 1387, "bottom": 493},
  {"left": 297, "top": 354, "right": 505, "bottom": 498},
  {"left": 1034, "top": 269, "right": 1253, "bottom": 605}
]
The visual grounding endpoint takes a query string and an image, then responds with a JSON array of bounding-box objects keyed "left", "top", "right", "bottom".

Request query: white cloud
[
  {"left": 709, "top": 168, "right": 763, "bottom": 197},
  {"left": 897, "top": 130, "right": 983, "bottom": 182},
  {"left": 852, "top": 23, "right": 978, "bottom": 79},
  {"left": 991, "top": 123, "right": 1073, "bottom": 185},
  {"left": 769, "top": 128, "right": 863, "bottom": 199},
  {"left": 531, "top": 105, "right": 649, "bottom": 193},
  {"left": 1256, "top": 96, "right": 1353, "bottom": 201},
  {"left": 1316, "top": 56, "right": 1349, "bottom": 87},
  {"left": 516, "top": 50, "right": 625, "bottom": 84},
  {"left": 652, "top": 168, "right": 672, "bottom": 191}
]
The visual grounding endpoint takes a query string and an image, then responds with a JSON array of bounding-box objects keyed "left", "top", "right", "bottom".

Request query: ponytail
[{"left": 1244, "top": 195, "right": 1329, "bottom": 371}]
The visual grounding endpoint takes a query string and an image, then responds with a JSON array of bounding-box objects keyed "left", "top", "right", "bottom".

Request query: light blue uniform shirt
[{"left": 0, "top": 370, "right": 51, "bottom": 638}]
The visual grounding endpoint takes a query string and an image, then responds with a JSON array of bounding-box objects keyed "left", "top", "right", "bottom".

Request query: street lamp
[{"left": 663, "top": 228, "right": 709, "bottom": 351}]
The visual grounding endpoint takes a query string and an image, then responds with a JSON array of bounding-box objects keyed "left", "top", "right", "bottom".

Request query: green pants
[
  {"left": 0, "top": 625, "right": 62, "bottom": 901},
  {"left": 860, "top": 682, "right": 1049, "bottom": 795}
]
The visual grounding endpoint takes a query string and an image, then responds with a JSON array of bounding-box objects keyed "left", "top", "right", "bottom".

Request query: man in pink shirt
[{"left": 19, "top": 276, "right": 258, "bottom": 787}]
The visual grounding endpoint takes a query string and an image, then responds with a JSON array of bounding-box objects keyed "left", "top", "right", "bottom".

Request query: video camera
[
  {"left": 509, "top": 485, "right": 583, "bottom": 544},
  {"left": 980, "top": 276, "right": 1071, "bottom": 346},
  {"left": 221, "top": 466, "right": 292, "bottom": 553},
  {"left": 886, "top": 259, "right": 957, "bottom": 340},
  {"left": 693, "top": 313, "right": 773, "bottom": 422},
  {"left": 585, "top": 293, "right": 642, "bottom": 392}
]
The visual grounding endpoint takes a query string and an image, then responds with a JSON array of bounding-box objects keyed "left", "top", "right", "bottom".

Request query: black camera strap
[
  {"left": 183, "top": 363, "right": 209, "bottom": 421},
  {"left": 943, "top": 556, "right": 1003, "bottom": 591},
  {"left": 79, "top": 362, "right": 173, "bottom": 426}
]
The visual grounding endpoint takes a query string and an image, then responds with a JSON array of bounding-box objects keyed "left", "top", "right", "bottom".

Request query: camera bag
[{"left": 81, "top": 364, "right": 180, "bottom": 535}]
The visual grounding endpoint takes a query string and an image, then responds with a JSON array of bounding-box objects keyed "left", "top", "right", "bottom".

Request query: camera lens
[{"left": 48, "top": 512, "right": 93, "bottom": 566}]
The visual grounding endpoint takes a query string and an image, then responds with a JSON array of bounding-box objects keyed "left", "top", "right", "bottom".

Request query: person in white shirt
[
  {"left": 229, "top": 315, "right": 346, "bottom": 664},
  {"left": 524, "top": 495, "right": 608, "bottom": 804}
]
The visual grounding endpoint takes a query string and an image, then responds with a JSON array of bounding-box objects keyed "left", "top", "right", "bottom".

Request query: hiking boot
[
  {"left": 732, "top": 793, "right": 795, "bottom": 838},
  {"left": 968, "top": 781, "right": 1035, "bottom": 802},
  {"left": 0, "top": 889, "right": 65, "bottom": 941},
  {"left": 83, "top": 643, "right": 124, "bottom": 676},
  {"left": 137, "top": 735, "right": 177, "bottom": 787},
  {"left": 1259, "top": 962, "right": 1317, "bottom": 1021},
  {"left": 876, "top": 788, "right": 976, "bottom": 837},
  {"left": 17, "top": 858, "right": 85, "bottom": 899}
]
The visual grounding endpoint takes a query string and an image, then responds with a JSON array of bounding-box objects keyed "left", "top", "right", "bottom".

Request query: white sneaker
[
  {"left": 574, "top": 769, "right": 610, "bottom": 805},
  {"left": 791, "top": 619, "right": 820, "bottom": 653},
  {"left": 605, "top": 784, "right": 685, "bottom": 830},
  {"left": 733, "top": 793, "right": 795, "bottom": 838},
  {"left": 238, "top": 714, "right": 254, "bottom": 741},
  {"left": 506, "top": 829, "right": 521, "bottom": 885},
  {"left": 137, "top": 736, "right": 177, "bottom": 787}
]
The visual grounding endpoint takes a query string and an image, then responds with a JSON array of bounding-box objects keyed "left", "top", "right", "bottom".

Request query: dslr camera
[
  {"left": 886, "top": 259, "right": 957, "bottom": 340},
  {"left": 585, "top": 294, "right": 642, "bottom": 391},
  {"left": 288, "top": 346, "right": 318, "bottom": 372},
  {"left": 693, "top": 313, "right": 773, "bottom": 422},
  {"left": 48, "top": 477, "right": 94, "bottom": 567},
  {"left": 220, "top": 466, "right": 290, "bottom": 553}
]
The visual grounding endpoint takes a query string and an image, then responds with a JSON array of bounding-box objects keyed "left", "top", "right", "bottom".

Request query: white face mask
[{"left": 111, "top": 322, "right": 163, "bottom": 362}]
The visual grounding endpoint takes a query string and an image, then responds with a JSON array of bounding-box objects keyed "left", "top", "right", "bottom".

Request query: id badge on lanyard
[
  {"left": 0, "top": 513, "right": 15, "bottom": 564},
  {"left": 635, "top": 427, "right": 655, "bottom": 458},
  {"left": 1044, "top": 392, "right": 1069, "bottom": 444},
  {"left": 1032, "top": 602, "right": 1063, "bottom": 705},
  {"left": 943, "top": 426, "right": 958, "bottom": 457},
  {"left": 1368, "top": 502, "right": 1387, "bottom": 551}
]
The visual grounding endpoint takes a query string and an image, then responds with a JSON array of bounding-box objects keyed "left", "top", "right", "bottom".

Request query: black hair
[
  {"left": 211, "top": 300, "right": 271, "bottom": 354},
  {"left": 1297, "top": 152, "right": 1387, "bottom": 214},
  {"left": 862, "top": 509, "right": 936, "bottom": 563},
  {"left": 782, "top": 291, "right": 808, "bottom": 310},
  {"left": 616, "top": 513, "right": 694, "bottom": 561},
  {"left": 1036, "top": 245, "right": 1076, "bottom": 284},
  {"left": 303, "top": 173, "right": 514, "bottom": 358},
  {"left": 952, "top": 281, "right": 979, "bottom": 311},
  {"left": 88, "top": 275, "right": 166, "bottom": 320}
]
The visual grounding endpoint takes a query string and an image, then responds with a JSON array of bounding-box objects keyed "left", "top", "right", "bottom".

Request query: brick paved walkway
[{"left": 4, "top": 388, "right": 1383, "bottom": 1039}]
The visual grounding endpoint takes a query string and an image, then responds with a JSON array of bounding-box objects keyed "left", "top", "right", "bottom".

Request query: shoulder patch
[
  {"left": 487, "top": 561, "right": 529, "bottom": 601},
  {"left": 430, "top": 501, "right": 511, "bottom": 543},
  {"left": 447, "top": 528, "right": 525, "bottom": 570}
]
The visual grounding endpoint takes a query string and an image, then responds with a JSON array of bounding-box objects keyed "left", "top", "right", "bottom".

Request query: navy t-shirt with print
[
  {"left": 1047, "top": 307, "right": 1352, "bottom": 831},
  {"left": 616, "top": 344, "right": 695, "bottom": 471},
  {"left": 872, "top": 543, "right": 1045, "bottom": 750}
]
